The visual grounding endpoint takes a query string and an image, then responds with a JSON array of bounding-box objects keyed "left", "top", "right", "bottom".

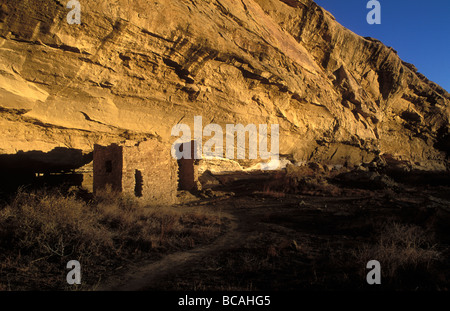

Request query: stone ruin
[
  {"left": 93, "top": 139, "right": 203, "bottom": 204},
  {"left": 176, "top": 140, "right": 201, "bottom": 192},
  {"left": 93, "top": 139, "right": 181, "bottom": 205}
]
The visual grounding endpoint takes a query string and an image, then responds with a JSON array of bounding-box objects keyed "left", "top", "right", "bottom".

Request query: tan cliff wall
[{"left": 0, "top": 0, "right": 448, "bottom": 171}]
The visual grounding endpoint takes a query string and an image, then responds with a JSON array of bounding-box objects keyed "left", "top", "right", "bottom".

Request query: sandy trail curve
[{"left": 97, "top": 209, "right": 243, "bottom": 291}]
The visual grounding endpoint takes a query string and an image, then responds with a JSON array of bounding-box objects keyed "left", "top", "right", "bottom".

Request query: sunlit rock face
[{"left": 0, "top": 0, "right": 448, "bottom": 170}]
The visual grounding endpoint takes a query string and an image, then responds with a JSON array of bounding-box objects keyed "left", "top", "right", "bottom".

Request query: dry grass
[
  {"left": 0, "top": 189, "right": 225, "bottom": 290},
  {"left": 262, "top": 165, "right": 342, "bottom": 197},
  {"left": 354, "top": 222, "right": 441, "bottom": 282}
]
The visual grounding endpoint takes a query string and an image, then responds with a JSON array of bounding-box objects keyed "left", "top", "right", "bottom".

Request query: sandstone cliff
[{"left": 0, "top": 0, "right": 449, "bottom": 171}]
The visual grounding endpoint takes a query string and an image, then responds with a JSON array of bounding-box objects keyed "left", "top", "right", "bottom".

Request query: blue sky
[{"left": 314, "top": 0, "right": 450, "bottom": 92}]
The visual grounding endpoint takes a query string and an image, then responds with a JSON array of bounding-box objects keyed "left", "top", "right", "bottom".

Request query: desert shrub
[
  {"left": 262, "top": 164, "right": 341, "bottom": 196},
  {"left": 0, "top": 190, "right": 111, "bottom": 259},
  {"left": 354, "top": 222, "right": 441, "bottom": 284},
  {"left": 0, "top": 189, "right": 224, "bottom": 290}
]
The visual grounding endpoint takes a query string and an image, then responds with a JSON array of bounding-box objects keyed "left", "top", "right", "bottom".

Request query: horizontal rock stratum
[{"left": 0, "top": 0, "right": 449, "bottom": 171}]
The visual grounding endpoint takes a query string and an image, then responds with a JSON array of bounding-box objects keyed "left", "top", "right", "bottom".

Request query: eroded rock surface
[{"left": 0, "top": 0, "right": 449, "bottom": 171}]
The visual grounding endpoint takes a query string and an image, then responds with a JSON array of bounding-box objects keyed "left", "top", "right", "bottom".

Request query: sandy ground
[{"left": 97, "top": 171, "right": 450, "bottom": 291}]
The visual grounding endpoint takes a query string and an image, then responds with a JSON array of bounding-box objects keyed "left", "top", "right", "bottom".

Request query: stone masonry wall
[
  {"left": 122, "top": 140, "right": 178, "bottom": 205},
  {"left": 93, "top": 144, "right": 123, "bottom": 194},
  {"left": 177, "top": 140, "right": 200, "bottom": 191}
]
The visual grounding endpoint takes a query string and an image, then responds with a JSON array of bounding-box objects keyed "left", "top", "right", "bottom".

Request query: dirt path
[
  {"left": 95, "top": 189, "right": 450, "bottom": 291},
  {"left": 95, "top": 195, "right": 372, "bottom": 291},
  {"left": 97, "top": 209, "right": 244, "bottom": 291}
]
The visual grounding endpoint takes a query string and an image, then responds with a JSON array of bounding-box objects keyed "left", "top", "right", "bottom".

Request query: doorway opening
[{"left": 134, "top": 169, "right": 143, "bottom": 197}]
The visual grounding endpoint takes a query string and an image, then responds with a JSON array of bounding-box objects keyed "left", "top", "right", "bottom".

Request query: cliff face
[{"left": 0, "top": 0, "right": 449, "bottom": 170}]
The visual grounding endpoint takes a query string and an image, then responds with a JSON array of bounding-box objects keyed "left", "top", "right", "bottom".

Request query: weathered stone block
[{"left": 93, "top": 140, "right": 178, "bottom": 205}]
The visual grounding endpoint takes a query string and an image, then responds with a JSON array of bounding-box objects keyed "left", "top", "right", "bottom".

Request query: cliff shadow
[{"left": 0, "top": 147, "right": 93, "bottom": 198}]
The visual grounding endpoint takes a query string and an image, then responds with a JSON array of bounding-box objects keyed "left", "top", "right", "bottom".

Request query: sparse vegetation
[
  {"left": 149, "top": 184, "right": 450, "bottom": 291},
  {"left": 262, "top": 164, "right": 343, "bottom": 196},
  {"left": 354, "top": 222, "right": 441, "bottom": 285},
  {"left": 0, "top": 188, "right": 225, "bottom": 290},
  {"left": 1, "top": 168, "right": 450, "bottom": 291}
]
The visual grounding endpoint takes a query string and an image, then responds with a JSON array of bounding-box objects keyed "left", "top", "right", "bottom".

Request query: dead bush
[
  {"left": 262, "top": 164, "right": 341, "bottom": 196},
  {"left": 354, "top": 222, "right": 441, "bottom": 281},
  {"left": 0, "top": 189, "right": 224, "bottom": 290}
]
